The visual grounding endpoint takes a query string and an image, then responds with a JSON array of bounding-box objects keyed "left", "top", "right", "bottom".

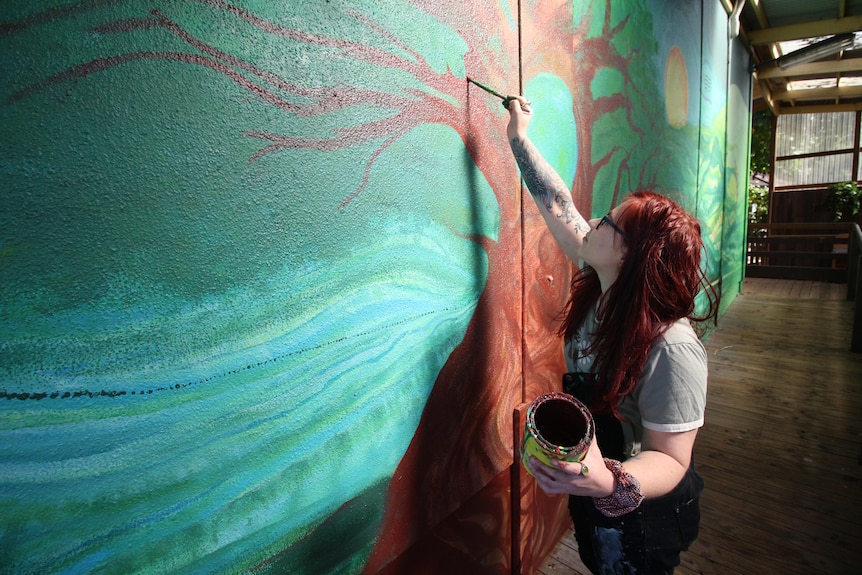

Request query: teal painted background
[
  {"left": 1, "top": 1, "right": 750, "bottom": 573},
  {"left": 1, "top": 2, "right": 500, "bottom": 573}
]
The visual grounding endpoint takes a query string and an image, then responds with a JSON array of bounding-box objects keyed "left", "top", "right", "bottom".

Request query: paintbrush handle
[
  {"left": 467, "top": 77, "right": 506, "bottom": 100},
  {"left": 467, "top": 78, "right": 530, "bottom": 112}
]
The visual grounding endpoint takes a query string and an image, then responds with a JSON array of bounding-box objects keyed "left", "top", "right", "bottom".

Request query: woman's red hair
[{"left": 559, "top": 191, "right": 720, "bottom": 417}]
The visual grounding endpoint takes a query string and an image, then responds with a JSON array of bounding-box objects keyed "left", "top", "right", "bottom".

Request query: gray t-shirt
[{"left": 564, "top": 304, "right": 707, "bottom": 459}]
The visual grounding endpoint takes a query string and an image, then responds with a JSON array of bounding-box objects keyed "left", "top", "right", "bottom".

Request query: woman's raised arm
[{"left": 505, "top": 95, "right": 590, "bottom": 262}]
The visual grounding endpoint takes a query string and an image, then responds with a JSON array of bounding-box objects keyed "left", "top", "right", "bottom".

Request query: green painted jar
[{"left": 520, "top": 392, "right": 594, "bottom": 476}]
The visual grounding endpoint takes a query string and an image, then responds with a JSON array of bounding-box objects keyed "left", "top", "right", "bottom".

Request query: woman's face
[{"left": 578, "top": 204, "right": 628, "bottom": 283}]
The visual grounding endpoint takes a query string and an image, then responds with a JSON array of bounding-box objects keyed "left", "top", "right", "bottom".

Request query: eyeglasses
[{"left": 597, "top": 213, "right": 628, "bottom": 241}]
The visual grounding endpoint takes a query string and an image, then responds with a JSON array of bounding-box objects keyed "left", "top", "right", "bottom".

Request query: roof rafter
[
  {"left": 748, "top": 15, "right": 862, "bottom": 45},
  {"left": 755, "top": 58, "right": 862, "bottom": 80},
  {"left": 774, "top": 101, "right": 862, "bottom": 114},
  {"left": 773, "top": 84, "right": 862, "bottom": 101}
]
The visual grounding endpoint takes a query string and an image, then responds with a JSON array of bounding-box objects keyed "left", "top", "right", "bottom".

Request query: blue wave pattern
[{"left": 1, "top": 225, "right": 488, "bottom": 574}]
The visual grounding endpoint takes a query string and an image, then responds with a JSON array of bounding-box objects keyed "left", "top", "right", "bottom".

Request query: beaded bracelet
[{"left": 593, "top": 458, "right": 644, "bottom": 517}]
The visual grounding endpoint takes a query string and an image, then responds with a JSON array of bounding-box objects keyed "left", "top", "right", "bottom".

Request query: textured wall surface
[{"left": 0, "top": 1, "right": 749, "bottom": 574}]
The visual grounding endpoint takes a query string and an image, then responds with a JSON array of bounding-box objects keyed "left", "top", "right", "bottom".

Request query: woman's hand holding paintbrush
[
  {"left": 503, "top": 94, "right": 532, "bottom": 142},
  {"left": 467, "top": 77, "right": 532, "bottom": 113}
]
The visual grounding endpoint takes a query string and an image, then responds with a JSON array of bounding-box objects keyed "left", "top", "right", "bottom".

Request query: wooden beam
[
  {"left": 744, "top": 265, "right": 847, "bottom": 282},
  {"left": 773, "top": 84, "right": 862, "bottom": 102},
  {"left": 748, "top": 15, "right": 862, "bottom": 45},
  {"left": 775, "top": 101, "right": 862, "bottom": 114},
  {"left": 755, "top": 58, "right": 862, "bottom": 79},
  {"left": 757, "top": 79, "right": 778, "bottom": 116},
  {"left": 749, "top": 0, "right": 770, "bottom": 30}
]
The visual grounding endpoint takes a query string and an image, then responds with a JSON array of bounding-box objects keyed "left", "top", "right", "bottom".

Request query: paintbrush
[{"left": 467, "top": 77, "right": 530, "bottom": 111}]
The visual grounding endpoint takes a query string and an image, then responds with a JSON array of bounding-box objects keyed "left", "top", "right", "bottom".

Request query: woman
[{"left": 504, "top": 95, "right": 719, "bottom": 574}]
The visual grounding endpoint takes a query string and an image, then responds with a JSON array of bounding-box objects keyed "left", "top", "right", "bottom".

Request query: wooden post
[
  {"left": 848, "top": 223, "right": 860, "bottom": 301},
  {"left": 511, "top": 404, "right": 526, "bottom": 575},
  {"left": 766, "top": 113, "right": 778, "bottom": 225},
  {"left": 850, "top": 223, "right": 862, "bottom": 352},
  {"left": 853, "top": 110, "right": 861, "bottom": 183},
  {"left": 853, "top": 253, "right": 862, "bottom": 353}
]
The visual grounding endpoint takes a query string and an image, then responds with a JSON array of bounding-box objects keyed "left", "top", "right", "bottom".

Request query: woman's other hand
[{"left": 527, "top": 437, "right": 615, "bottom": 498}]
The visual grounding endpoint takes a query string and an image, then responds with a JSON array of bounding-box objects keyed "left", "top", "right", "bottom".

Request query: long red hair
[{"left": 559, "top": 191, "right": 720, "bottom": 417}]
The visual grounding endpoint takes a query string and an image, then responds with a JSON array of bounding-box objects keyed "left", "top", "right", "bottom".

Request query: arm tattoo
[
  {"left": 510, "top": 137, "right": 557, "bottom": 211},
  {"left": 573, "top": 217, "right": 590, "bottom": 235},
  {"left": 510, "top": 137, "right": 584, "bottom": 228}
]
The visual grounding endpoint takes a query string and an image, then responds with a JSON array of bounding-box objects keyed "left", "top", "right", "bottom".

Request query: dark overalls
[{"left": 563, "top": 372, "right": 703, "bottom": 575}]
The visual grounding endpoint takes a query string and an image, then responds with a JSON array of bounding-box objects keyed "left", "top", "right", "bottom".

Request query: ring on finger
[{"left": 579, "top": 463, "right": 589, "bottom": 476}]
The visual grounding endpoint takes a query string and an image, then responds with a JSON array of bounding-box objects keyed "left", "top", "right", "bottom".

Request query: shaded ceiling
[{"left": 737, "top": 0, "right": 862, "bottom": 115}]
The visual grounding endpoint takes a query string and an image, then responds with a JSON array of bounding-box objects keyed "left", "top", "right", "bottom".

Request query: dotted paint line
[{"left": 1, "top": 308, "right": 451, "bottom": 401}]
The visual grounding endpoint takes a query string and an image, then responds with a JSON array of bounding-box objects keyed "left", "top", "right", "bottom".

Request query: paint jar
[{"left": 520, "top": 392, "right": 594, "bottom": 476}]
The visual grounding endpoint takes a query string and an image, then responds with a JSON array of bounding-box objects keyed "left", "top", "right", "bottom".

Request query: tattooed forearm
[
  {"left": 510, "top": 137, "right": 559, "bottom": 211},
  {"left": 510, "top": 137, "right": 586, "bottom": 231}
]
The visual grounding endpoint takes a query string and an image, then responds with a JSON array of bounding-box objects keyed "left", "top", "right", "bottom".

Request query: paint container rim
[{"left": 524, "top": 392, "right": 594, "bottom": 457}]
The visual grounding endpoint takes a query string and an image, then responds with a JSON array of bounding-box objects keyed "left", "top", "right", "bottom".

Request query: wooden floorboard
[
  {"left": 535, "top": 278, "right": 862, "bottom": 575},
  {"left": 741, "top": 276, "right": 848, "bottom": 300}
]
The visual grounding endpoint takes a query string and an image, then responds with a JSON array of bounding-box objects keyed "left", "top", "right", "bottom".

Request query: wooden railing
[
  {"left": 746, "top": 222, "right": 849, "bottom": 282},
  {"left": 746, "top": 222, "right": 862, "bottom": 352}
]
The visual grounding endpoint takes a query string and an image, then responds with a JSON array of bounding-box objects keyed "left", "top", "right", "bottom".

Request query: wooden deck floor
[{"left": 536, "top": 278, "right": 862, "bottom": 575}]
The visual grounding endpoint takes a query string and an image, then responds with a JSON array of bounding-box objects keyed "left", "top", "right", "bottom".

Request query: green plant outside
[
  {"left": 823, "top": 181, "right": 861, "bottom": 222},
  {"left": 748, "top": 184, "right": 769, "bottom": 226}
]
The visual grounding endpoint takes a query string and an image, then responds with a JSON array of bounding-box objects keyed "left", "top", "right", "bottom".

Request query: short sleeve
[{"left": 636, "top": 327, "right": 708, "bottom": 433}]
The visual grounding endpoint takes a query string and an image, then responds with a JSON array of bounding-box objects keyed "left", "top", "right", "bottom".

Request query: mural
[
  {"left": 722, "top": 33, "right": 753, "bottom": 310},
  {"left": 1, "top": 1, "right": 519, "bottom": 573},
  {"left": 1, "top": 1, "right": 749, "bottom": 574},
  {"left": 696, "top": 0, "right": 730, "bottom": 287}
]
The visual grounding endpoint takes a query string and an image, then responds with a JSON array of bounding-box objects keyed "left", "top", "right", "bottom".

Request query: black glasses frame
[{"left": 597, "top": 213, "right": 628, "bottom": 241}]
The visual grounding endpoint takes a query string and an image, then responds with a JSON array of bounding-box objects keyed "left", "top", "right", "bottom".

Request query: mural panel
[
  {"left": 1, "top": 1, "right": 522, "bottom": 573},
  {"left": 517, "top": 2, "right": 578, "bottom": 568},
  {"left": 696, "top": 0, "right": 729, "bottom": 286},
  {"left": 722, "top": 33, "right": 752, "bottom": 309},
  {"left": 1, "top": 1, "right": 750, "bottom": 574}
]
